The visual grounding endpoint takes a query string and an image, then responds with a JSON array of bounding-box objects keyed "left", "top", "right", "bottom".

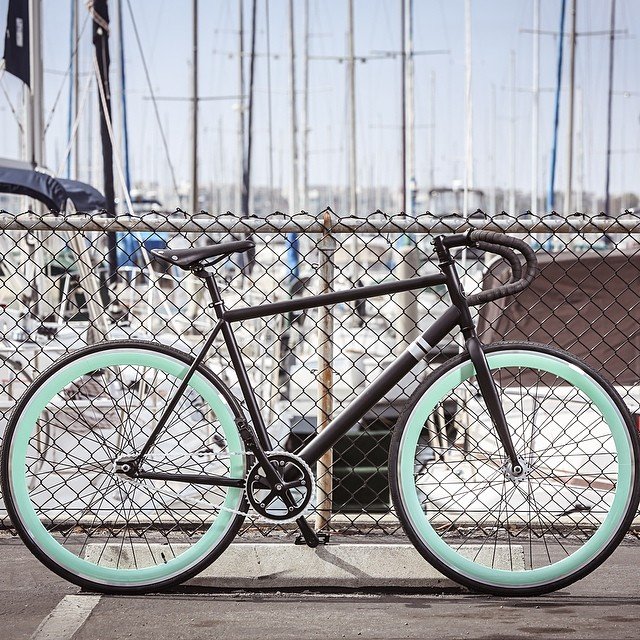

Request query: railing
[{"left": 4, "top": 209, "right": 640, "bottom": 232}]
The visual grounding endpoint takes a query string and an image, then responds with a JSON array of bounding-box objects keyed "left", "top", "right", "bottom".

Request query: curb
[{"left": 87, "top": 542, "right": 524, "bottom": 590}]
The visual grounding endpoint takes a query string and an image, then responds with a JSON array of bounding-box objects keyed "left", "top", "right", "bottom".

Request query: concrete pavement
[{"left": 1, "top": 535, "right": 639, "bottom": 640}]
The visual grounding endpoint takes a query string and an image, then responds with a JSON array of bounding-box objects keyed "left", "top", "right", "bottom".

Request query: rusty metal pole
[{"left": 315, "top": 209, "right": 336, "bottom": 531}]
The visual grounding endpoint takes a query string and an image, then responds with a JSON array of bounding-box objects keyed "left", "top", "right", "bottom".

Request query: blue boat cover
[
  {"left": 0, "top": 166, "right": 68, "bottom": 210},
  {"left": 0, "top": 165, "right": 106, "bottom": 212},
  {"left": 58, "top": 179, "right": 107, "bottom": 212}
]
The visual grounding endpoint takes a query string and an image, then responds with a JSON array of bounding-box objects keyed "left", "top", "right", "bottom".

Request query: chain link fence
[{"left": 0, "top": 209, "right": 639, "bottom": 536}]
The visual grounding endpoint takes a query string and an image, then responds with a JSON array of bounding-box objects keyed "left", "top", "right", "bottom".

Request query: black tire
[
  {"left": 389, "top": 341, "right": 640, "bottom": 596},
  {"left": 1, "top": 340, "right": 248, "bottom": 594}
]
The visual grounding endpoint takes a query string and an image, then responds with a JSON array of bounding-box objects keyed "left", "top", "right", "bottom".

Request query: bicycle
[{"left": 2, "top": 230, "right": 638, "bottom": 596}]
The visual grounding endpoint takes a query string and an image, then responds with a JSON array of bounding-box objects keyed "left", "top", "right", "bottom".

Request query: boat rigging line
[
  {"left": 58, "top": 10, "right": 89, "bottom": 139},
  {"left": 92, "top": 54, "right": 132, "bottom": 215},
  {"left": 0, "top": 62, "right": 24, "bottom": 133},
  {"left": 92, "top": 52, "right": 176, "bottom": 324},
  {"left": 125, "top": 0, "right": 181, "bottom": 202},
  {"left": 55, "top": 73, "right": 93, "bottom": 177}
]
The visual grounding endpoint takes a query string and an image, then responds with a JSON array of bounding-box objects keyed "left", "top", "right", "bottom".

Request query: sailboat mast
[
  {"left": 91, "top": 0, "right": 116, "bottom": 276},
  {"left": 576, "top": 86, "right": 583, "bottom": 212},
  {"left": 117, "top": 0, "right": 131, "bottom": 193},
  {"left": 463, "top": 0, "right": 473, "bottom": 217},
  {"left": 242, "top": 0, "right": 257, "bottom": 217},
  {"left": 604, "top": 0, "right": 617, "bottom": 217},
  {"left": 27, "top": 0, "right": 44, "bottom": 167},
  {"left": 190, "top": 0, "right": 198, "bottom": 214},
  {"left": 400, "top": 0, "right": 406, "bottom": 213},
  {"left": 285, "top": 0, "right": 301, "bottom": 281},
  {"left": 87, "top": 79, "right": 93, "bottom": 184},
  {"left": 73, "top": 0, "right": 79, "bottom": 178},
  {"left": 347, "top": 0, "right": 357, "bottom": 215},
  {"left": 531, "top": 0, "right": 539, "bottom": 214},
  {"left": 429, "top": 70, "right": 435, "bottom": 190},
  {"left": 235, "top": 0, "right": 244, "bottom": 216},
  {"left": 406, "top": 0, "right": 415, "bottom": 217},
  {"left": 288, "top": 0, "right": 298, "bottom": 218},
  {"left": 302, "top": 0, "right": 309, "bottom": 211},
  {"left": 547, "top": 0, "right": 566, "bottom": 211},
  {"left": 490, "top": 83, "right": 497, "bottom": 214},
  {"left": 217, "top": 116, "right": 223, "bottom": 212},
  {"left": 509, "top": 50, "right": 516, "bottom": 214},
  {"left": 66, "top": 0, "right": 75, "bottom": 177},
  {"left": 563, "top": 0, "right": 577, "bottom": 215},
  {"left": 21, "top": 0, "right": 44, "bottom": 320}
]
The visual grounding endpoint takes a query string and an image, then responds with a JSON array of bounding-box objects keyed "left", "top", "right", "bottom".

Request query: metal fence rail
[
  {"left": 4, "top": 210, "right": 640, "bottom": 233},
  {"left": 0, "top": 210, "right": 638, "bottom": 535}
]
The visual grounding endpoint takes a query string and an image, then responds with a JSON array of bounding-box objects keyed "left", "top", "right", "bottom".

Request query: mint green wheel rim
[
  {"left": 7, "top": 348, "right": 245, "bottom": 587},
  {"left": 397, "top": 350, "right": 635, "bottom": 588}
]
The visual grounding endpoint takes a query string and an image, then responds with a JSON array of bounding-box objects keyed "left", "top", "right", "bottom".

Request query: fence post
[
  {"left": 394, "top": 244, "right": 420, "bottom": 352},
  {"left": 315, "top": 209, "right": 336, "bottom": 531}
]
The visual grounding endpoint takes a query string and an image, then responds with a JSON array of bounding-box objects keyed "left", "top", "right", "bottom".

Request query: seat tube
[
  {"left": 221, "top": 321, "right": 273, "bottom": 451},
  {"left": 202, "top": 274, "right": 273, "bottom": 452}
]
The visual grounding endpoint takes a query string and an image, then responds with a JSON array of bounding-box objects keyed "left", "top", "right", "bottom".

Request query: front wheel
[
  {"left": 1, "top": 341, "right": 248, "bottom": 593},
  {"left": 390, "top": 342, "right": 640, "bottom": 596}
]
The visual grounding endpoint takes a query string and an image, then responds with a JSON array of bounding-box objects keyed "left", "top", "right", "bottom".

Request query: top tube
[{"left": 223, "top": 273, "right": 447, "bottom": 323}]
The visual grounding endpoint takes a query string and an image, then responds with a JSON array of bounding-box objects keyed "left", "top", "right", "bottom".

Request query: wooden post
[{"left": 315, "top": 209, "right": 336, "bottom": 531}]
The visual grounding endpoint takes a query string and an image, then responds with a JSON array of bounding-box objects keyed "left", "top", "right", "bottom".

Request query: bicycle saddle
[{"left": 151, "top": 239, "right": 254, "bottom": 269}]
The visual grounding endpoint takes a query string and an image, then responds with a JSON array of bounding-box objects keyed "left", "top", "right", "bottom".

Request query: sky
[{"left": 0, "top": 0, "right": 639, "bottom": 212}]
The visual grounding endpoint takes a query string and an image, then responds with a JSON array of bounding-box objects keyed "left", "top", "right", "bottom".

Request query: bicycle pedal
[
  {"left": 294, "top": 532, "right": 330, "bottom": 547},
  {"left": 294, "top": 516, "right": 330, "bottom": 547}
]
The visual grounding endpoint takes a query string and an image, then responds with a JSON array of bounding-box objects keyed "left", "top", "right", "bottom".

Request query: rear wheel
[
  {"left": 390, "top": 342, "right": 640, "bottom": 595},
  {"left": 1, "top": 341, "right": 247, "bottom": 593}
]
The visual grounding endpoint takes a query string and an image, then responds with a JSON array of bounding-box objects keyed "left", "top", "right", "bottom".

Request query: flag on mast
[{"left": 3, "top": 0, "right": 30, "bottom": 86}]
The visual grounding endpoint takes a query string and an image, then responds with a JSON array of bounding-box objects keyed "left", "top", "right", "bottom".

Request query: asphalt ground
[{"left": 2, "top": 536, "right": 640, "bottom": 640}]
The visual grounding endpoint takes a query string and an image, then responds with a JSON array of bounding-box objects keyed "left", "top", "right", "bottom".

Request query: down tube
[{"left": 298, "top": 305, "right": 461, "bottom": 466}]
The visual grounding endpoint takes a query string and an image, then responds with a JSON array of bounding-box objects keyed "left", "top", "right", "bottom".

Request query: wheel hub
[
  {"left": 246, "top": 452, "right": 313, "bottom": 522},
  {"left": 114, "top": 455, "right": 139, "bottom": 478},
  {"left": 504, "top": 457, "right": 531, "bottom": 482}
]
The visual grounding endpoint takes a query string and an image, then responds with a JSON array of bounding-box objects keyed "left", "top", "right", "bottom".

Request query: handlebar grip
[
  {"left": 474, "top": 240, "right": 522, "bottom": 284},
  {"left": 466, "top": 230, "right": 539, "bottom": 306}
]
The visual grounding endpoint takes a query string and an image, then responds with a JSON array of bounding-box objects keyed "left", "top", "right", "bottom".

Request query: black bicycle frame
[
  {"left": 134, "top": 236, "right": 520, "bottom": 488},
  {"left": 223, "top": 271, "right": 457, "bottom": 463}
]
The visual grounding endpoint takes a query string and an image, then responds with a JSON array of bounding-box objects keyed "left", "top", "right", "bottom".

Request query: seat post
[{"left": 195, "top": 268, "right": 226, "bottom": 319}]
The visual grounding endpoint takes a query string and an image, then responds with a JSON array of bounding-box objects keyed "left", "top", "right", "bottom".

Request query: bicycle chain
[
  {"left": 117, "top": 474, "right": 250, "bottom": 518},
  {"left": 117, "top": 451, "right": 313, "bottom": 522}
]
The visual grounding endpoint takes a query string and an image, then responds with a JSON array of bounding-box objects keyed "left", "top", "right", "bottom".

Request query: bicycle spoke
[
  {"left": 405, "top": 350, "right": 631, "bottom": 588},
  {"left": 11, "top": 346, "right": 246, "bottom": 589}
]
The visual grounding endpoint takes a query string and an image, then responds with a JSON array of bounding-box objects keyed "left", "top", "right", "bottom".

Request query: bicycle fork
[
  {"left": 434, "top": 236, "right": 523, "bottom": 475},
  {"left": 466, "top": 336, "right": 523, "bottom": 474}
]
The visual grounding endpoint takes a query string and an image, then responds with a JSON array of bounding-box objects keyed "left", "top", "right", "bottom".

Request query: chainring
[{"left": 246, "top": 452, "right": 313, "bottom": 522}]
